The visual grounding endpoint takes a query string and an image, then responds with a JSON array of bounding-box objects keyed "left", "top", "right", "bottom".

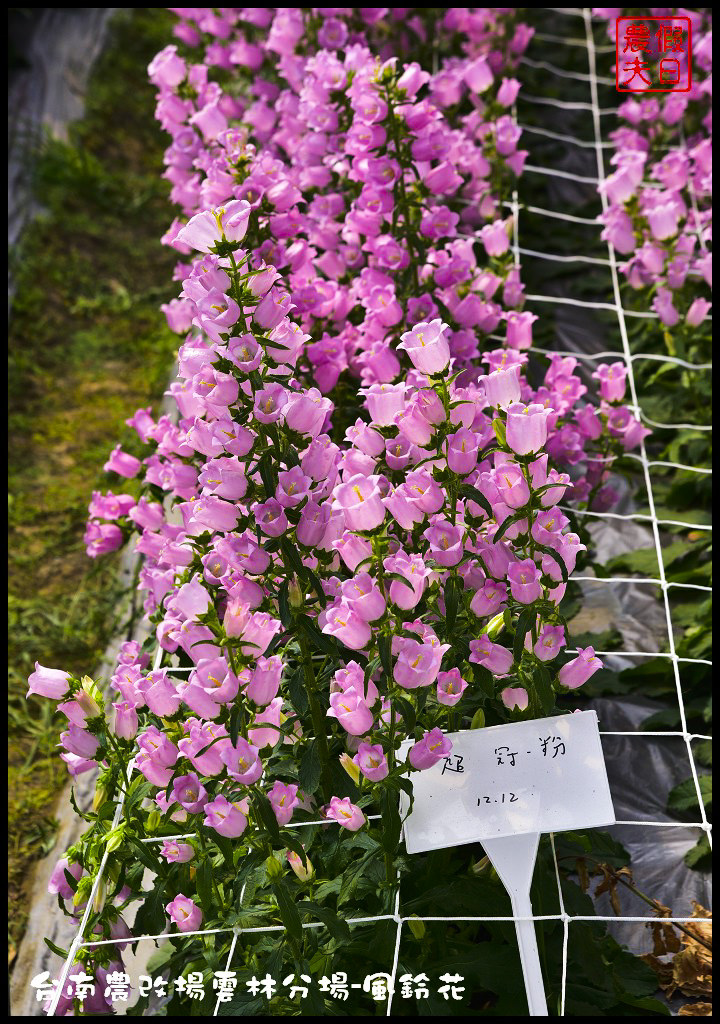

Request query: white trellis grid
[{"left": 46, "top": 9, "right": 711, "bottom": 1018}]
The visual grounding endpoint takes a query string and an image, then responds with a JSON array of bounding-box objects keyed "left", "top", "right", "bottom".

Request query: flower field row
[
  {"left": 593, "top": 7, "right": 712, "bottom": 875},
  {"left": 25, "top": 8, "right": 711, "bottom": 1017}
]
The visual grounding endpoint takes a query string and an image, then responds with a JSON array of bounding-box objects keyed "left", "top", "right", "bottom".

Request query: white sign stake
[
  {"left": 400, "top": 711, "right": 615, "bottom": 1017},
  {"left": 481, "top": 831, "right": 547, "bottom": 1016}
]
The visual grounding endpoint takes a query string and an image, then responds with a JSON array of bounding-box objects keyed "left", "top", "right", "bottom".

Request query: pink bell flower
[
  {"left": 436, "top": 668, "right": 469, "bottom": 706},
  {"left": 408, "top": 728, "right": 452, "bottom": 770},
  {"left": 469, "top": 636, "right": 513, "bottom": 675},
  {"left": 353, "top": 742, "right": 389, "bottom": 782},
  {"left": 507, "top": 558, "right": 544, "bottom": 604},
  {"left": 339, "top": 572, "right": 386, "bottom": 622},
  {"left": 172, "top": 773, "right": 208, "bottom": 814},
  {"left": 322, "top": 601, "right": 372, "bottom": 651},
  {"left": 27, "top": 662, "right": 70, "bottom": 700},
  {"left": 558, "top": 647, "right": 603, "bottom": 689},
  {"left": 268, "top": 782, "right": 300, "bottom": 826},
  {"left": 158, "top": 840, "right": 193, "bottom": 864},
  {"left": 324, "top": 796, "right": 365, "bottom": 831},
  {"left": 533, "top": 624, "right": 566, "bottom": 662},
  {"left": 398, "top": 319, "right": 451, "bottom": 374},
  {"left": 222, "top": 736, "right": 263, "bottom": 784},
  {"left": 501, "top": 686, "right": 529, "bottom": 712},
  {"left": 505, "top": 403, "right": 551, "bottom": 456},
  {"left": 480, "top": 364, "right": 522, "bottom": 409},
  {"left": 394, "top": 637, "right": 446, "bottom": 690},
  {"left": 327, "top": 686, "right": 375, "bottom": 736},
  {"left": 333, "top": 474, "right": 386, "bottom": 532},
  {"left": 166, "top": 894, "right": 202, "bottom": 932}
]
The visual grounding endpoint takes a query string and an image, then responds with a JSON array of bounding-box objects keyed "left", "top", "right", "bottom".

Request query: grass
[{"left": 8, "top": 7, "right": 177, "bottom": 957}]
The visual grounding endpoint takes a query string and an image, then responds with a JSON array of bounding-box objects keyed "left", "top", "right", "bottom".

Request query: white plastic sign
[
  {"left": 400, "top": 710, "right": 614, "bottom": 854},
  {"left": 399, "top": 711, "right": 615, "bottom": 1017}
]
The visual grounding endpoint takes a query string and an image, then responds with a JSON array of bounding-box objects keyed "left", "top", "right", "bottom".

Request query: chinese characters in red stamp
[{"left": 615, "top": 16, "right": 692, "bottom": 93}]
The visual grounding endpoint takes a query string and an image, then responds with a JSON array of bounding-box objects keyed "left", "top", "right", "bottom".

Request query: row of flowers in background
[
  {"left": 597, "top": 8, "right": 711, "bottom": 338},
  {"left": 28, "top": 8, "right": 663, "bottom": 1016},
  {"left": 592, "top": 7, "right": 712, "bottom": 873}
]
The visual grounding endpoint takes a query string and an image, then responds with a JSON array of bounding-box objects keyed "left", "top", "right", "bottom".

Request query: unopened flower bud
[
  {"left": 93, "top": 780, "right": 107, "bottom": 812},
  {"left": 288, "top": 577, "right": 304, "bottom": 610},
  {"left": 287, "top": 849, "right": 314, "bottom": 882},
  {"left": 77, "top": 677, "right": 103, "bottom": 718},
  {"left": 73, "top": 875, "right": 92, "bottom": 908},
  {"left": 105, "top": 825, "right": 126, "bottom": 854},
  {"left": 486, "top": 612, "right": 505, "bottom": 640},
  {"left": 93, "top": 877, "right": 108, "bottom": 914},
  {"left": 339, "top": 752, "right": 361, "bottom": 785},
  {"left": 265, "top": 855, "right": 284, "bottom": 881},
  {"left": 407, "top": 915, "right": 426, "bottom": 940}
]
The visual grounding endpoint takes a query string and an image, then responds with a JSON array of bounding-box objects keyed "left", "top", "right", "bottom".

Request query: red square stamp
[{"left": 615, "top": 16, "right": 692, "bottom": 93}]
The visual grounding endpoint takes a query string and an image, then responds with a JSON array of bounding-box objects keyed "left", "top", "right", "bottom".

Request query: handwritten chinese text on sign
[{"left": 400, "top": 710, "right": 615, "bottom": 854}]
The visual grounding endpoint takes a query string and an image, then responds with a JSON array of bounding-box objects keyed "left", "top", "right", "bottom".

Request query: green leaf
[
  {"left": 287, "top": 665, "right": 309, "bottom": 714},
  {"left": 378, "top": 632, "right": 392, "bottom": 680},
  {"left": 684, "top": 832, "right": 711, "bottom": 870},
  {"left": 44, "top": 937, "right": 70, "bottom": 958},
  {"left": 535, "top": 542, "right": 569, "bottom": 584},
  {"left": 459, "top": 483, "right": 493, "bottom": 519},
  {"left": 667, "top": 775, "right": 711, "bottom": 816},
  {"left": 384, "top": 571, "right": 416, "bottom": 588},
  {"left": 513, "top": 607, "right": 536, "bottom": 664},
  {"left": 132, "top": 879, "right": 167, "bottom": 938},
  {"left": 393, "top": 693, "right": 416, "bottom": 733},
  {"left": 473, "top": 664, "right": 495, "bottom": 698},
  {"left": 297, "top": 900, "right": 352, "bottom": 943},
  {"left": 63, "top": 867, "right": 80, "bottom": 894},
  {"left": 494, "top": 509, "right": 527, "bottom": 543},
  {"left": 470, "top": 708, "right": 486, "bottom": 729},
  {"left": 229, "top": 703, "right": 241, "bottom": 747},
  {"left": 252, "top": 790, "right": 280, "bottom": 844},
  {"left": 258, "top": 453, "right": 275, "bottom": 496},
  {"left": 218, "top": 993, "right": 267, "bottom": 1017},
  {"left": 492, "top": 417, "right": 507, "bottom": 448},
  {"left": 272, "top": 880, "right": 303, "bottom": 944},
  {"left": 297, "top": 615, "right": 345, "bottom": 661},
  {"left": 694, "top": 739, "right": 712, "bottom": 767},
  {"left": 444, "top": 574, "right": 459, "bottom": 633},
  {"left": 213, "top": 833, "right": 235, "bottom": 869},
  {"left": 305, "top": 566, "right": 327, "bottom": 607},
  {"left": 381, "top": 789, "right": 402, "bottom": 855},
  {"left": 618, "top": 996, "right": 671, "bottom": 1015},
  {"left": 277, "top": 580, "right": 291, "bottom": 627},
  {"left": 126, "top": 835, "right": 162, "bottom": 874},
  {"left": 535, "top": 665, "right": 555, "bottom": 715},
  {"left": 337, "top": 850, "right": 378, "bottom": 906},
  {"left": 196, "top": 858, "right": 214, "bottom": 918},
  {"left": 280, "top": 536, "right": 305, "bottom": 577},
  {"left": 69, "top": 784, "right": 93, "bottom": 823},
  {"left": 298, "top": 740, "right": 322, "bottom": 796}
]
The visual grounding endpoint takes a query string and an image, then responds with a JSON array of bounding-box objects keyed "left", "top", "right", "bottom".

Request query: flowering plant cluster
[
  {"left": 591, "top": 8, "right": 712, "bottom": 878},
  {"left": 149, "top": 8, "right": 650, "bottom": 509},
  {"left": 28, "top": 8, "right": 656, "bottom": 1016},
  {"left": 596, "top": 8, "right": 711, "bottom": 335}
]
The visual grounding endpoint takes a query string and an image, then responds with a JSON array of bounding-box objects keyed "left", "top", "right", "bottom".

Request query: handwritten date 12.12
[{"left": 478, "top": 792, "right": 521, "bottom": 806}]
